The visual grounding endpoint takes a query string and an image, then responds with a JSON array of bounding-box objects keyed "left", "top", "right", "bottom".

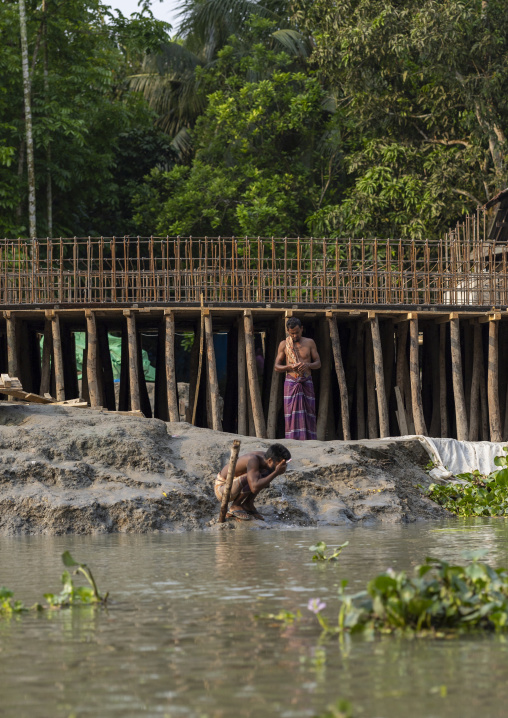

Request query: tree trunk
[{"left": 19, "top": 0, "right": 36, "bottom": 237}]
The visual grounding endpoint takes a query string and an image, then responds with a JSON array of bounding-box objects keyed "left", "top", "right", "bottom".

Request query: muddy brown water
[{"left": 1, "top": 520, "right": 508, "bottom": 718}]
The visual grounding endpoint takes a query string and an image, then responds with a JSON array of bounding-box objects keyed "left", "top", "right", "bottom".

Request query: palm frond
[{"left": 271, "top": 28, "right": 310, "bottom": 57}]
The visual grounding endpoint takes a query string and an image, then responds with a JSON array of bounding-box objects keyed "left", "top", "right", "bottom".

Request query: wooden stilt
[
  {"left": 204, "top": 312, "right": 222, "bottom": 431},
  {"left": 439, "top": 323, "right": 449, "bottom": 438},
  {"left": 60, "top": 325, "right": 79, "bottom": 400},
  {"left": 81, "top": 339, "right": 90, "bottom": 404},
  {"left": 317, "top": 319, "right": 332, "bottom": 440},
  {"left": 267, "top": 316, "right": 284, "bottom": 439},
  {"left": 488, "top": 318, "right": 502, "bottom": 441},
  {"left": 409, "top": 316, "right": 427, "bottom": 435},
  {"left": 49, "top": 312, "right": 65, "bottom": 402},
  {"left": 154, "top": 321, "right": 168, "bottom": 421},
  {"left": 40, "top": 319, "right": 53, "bottom": 396},
  {"left": 463, "top": 322, "right": 473, "bottom": 427},
  {"left": 345, "top": 323, "right": 357, "bottom": 414},
  {"left": 479, "top": 325, "right": 490, "bottom": 441},
  {"left": 222, "top": 324, "right": 238, "bottom": 433},
  {"left": 244, "top": 310, "right": 267, "bottom": 438},
  {"left": 118, "top": 324, "right": 129, "bottom": 411},
  {"left": 469, "top": 322, "right": 482, "bottom": 441},
  {"left": 124, "top": 310, "right": 140, "bottom": 413},
  {"left": 237, "top": 317, "right": 248, "bottom": 436},
  {"left": 5, "top": 312, "right": 18, "bottom": 400},
  {"left": 164, "top": 310, "right": 179, "bottom": 422},
  {"left": 356, "top": 321, "right": 365, "bottom": 439},
  {"left": 382, "top": 319, "right": 395, "bottom": 435},
  {"left": 396, "top": 321, "right": 411, "bottom": 432},
  {"left": 370, "top": 315, "right": 389, "bottom": 438},
  {"left": 365, "top": 322, "right": 378, "bottom": 439},
  {"left": 136, "top": 331, "right": 152, "bottom": 418},
  {"left": 450, "top": 317, "right": 468, "bottom": 441},
  {"left": 328, "top": 315, "right": 351, "bottom": 440},
  {"left": 97, "top": 323, "right": 116, "bottom": 410},
  {"left": 187, "top": 322, "right": 201, "bottom": 423},
  {"left": 427, "top": 324, "right": 441, "bottom": 437},
  {"left": 85, "top": 310, "right": 101, "bottom": 408}
]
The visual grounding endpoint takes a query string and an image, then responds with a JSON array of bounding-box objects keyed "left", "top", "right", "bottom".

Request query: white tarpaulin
[{"left": 394, "top": 436, "right": 508, "bottom": 481}]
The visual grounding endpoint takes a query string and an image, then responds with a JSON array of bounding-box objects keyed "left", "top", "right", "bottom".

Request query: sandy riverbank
[{"left": 0, "top": 404, "right": 449, "bottom": 534}]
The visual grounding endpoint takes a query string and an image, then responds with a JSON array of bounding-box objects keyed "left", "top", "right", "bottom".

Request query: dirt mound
[{"left": 0, "top": 404, "right": 449, "bottom": 534}]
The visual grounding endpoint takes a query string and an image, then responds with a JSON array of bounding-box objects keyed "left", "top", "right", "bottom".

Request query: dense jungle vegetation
[{"left": 2, "top": 0, "right": 508, "bottom": 239}]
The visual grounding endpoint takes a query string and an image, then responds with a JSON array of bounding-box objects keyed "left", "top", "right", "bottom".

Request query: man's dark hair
[
  {"left": 286, "top": 317, "right": 302, "bottom": 330},
  {"left": 265, "top": 443, "right": 291, "bottom": 462}
]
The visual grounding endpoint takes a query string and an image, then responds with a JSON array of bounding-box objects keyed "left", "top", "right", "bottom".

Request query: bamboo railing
[{"left": 1, "top": 220, "right": 507, "bottom": 307}]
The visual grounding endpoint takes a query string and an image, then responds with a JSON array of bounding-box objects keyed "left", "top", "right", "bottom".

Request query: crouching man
[{"left": 215, "top": 443, "right": 291, "bottom": 521}]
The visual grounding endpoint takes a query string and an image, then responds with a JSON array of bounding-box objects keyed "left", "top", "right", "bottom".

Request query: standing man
[{"left": 274, "top": 317, "right": 321, "bottom": 440}]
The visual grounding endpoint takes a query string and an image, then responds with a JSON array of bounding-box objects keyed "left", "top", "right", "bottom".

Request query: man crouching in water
[{"left": 215, "top": 443, "right": 291, "bottom": 521}]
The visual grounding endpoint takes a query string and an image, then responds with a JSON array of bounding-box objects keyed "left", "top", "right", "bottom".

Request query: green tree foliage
[
  {"left": 0, "top": 0, "right": 172, "bottom": 237},
  {"left": 294, "top": 0, "right": 508, "bottom": 238},
  {"left": 133, "top": 20, "right": 341, "bottom": 236}
]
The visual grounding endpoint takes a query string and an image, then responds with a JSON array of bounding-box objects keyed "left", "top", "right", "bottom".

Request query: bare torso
[{"left": 218, "top": 451, "right": 266, "bottom": 480}]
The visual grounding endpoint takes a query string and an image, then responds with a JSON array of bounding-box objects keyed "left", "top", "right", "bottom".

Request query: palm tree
[{"left": 129, "top": 0, "right": 309, "bottom": 155}]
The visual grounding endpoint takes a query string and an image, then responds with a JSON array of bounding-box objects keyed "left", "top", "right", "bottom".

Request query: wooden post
[
  {"left": 316, "top": 319, "right": 332, "bottom": 440},
  {"left": 5, "top": 312, "right": 18, "bottom": 400},
  {"left": 97, "top": 323, "right": 116, "bottom": 410},
  {"left": 409, "top": 315, "right": 427, "bottom": 435},
  {"left": 164, "top": 309, "right": 179, "bottom": 422},
  {"left": 365, "top": 322, "right": 378, "bottom": 439},
  {"left": 204, "top": 311, "right": 222, "bottom": 431},
  {"left": 244, "top": 310, "right": 267, "bottom": 438},
  {"left": 439, "top": 323, "right": 449, "bottom": 438},
  {"left": 85, "top": 310, "right": 101, "bottom": 408},
  {"left": 237, "top": 317, "right": 248, "bottom": 435},
  {"left": 328, "top": 315, "right": 351, "bottom": 441},
  {"left": 218, "top": 439, "right": 241, "bottom": 523},
  {"left": 427, "top": 324, "right": 441, "bottom": 437},
  {"left": 48, "top": 312, "right": 65, "bottom": 402},
  {"left": 356, "top": 321, "right": 365, "bottom": 439},
  {"left": 118, "top": 323, "right": 129, "bottom": 411},
  {"left": 267, "top": 315, "right": 284, "bottom": 439},
  {"left": 450, "top": 317, "right": 468, "bottom": 441},
  {"left": 124, "top": 310, "right": 140, "bottom": 412},
  {"left": 469, "top": 322, "right": 482, "bottom": 442},
  {"left": 488, "top": 318, "right": 502, "bottom": 441},
  {"left": 370, "top": 314, "right": 390, "bottom": 438},
  {"left": 186, "top": 321, "right": 201, "bottom": 423},
  {"left": 40, "top": 319, "right": 53, "bottom": 396}
]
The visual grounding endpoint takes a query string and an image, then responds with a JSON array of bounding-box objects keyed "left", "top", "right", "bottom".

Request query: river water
[{"left": 1, "top": 519, "right": 508, "bottom": 718}]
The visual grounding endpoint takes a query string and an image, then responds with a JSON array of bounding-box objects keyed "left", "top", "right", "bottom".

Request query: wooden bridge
[{"left": 1, "top": 203, "right": 508, "bottom": 444}]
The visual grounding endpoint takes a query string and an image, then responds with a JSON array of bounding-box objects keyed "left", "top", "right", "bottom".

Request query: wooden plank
[
  {"left": 204, "top": 312, "right": 222, "bottom": 431},
  {"left": 244, "top": 311, "right": 267, "bottom": 438},
  {"left": 165, "top": 310, "right": 179, "bottom": 423},
  {"left": 450, "top": 317, "right": 468, "bottom": 440},
  {"left": 328, "top": 316, "right": 351, "bottom": 440},
  {"left": 370, "top": 315, "right": 389, "bottom": 438},
  {"left": 409, "top": 317, "right": 427, "bottom": 435}
]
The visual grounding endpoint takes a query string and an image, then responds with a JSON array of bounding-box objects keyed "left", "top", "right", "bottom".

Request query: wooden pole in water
[
  {"left": 450, "top": 316, "right": 468, "bottom": 441},
  {"left": 488, "top": 317, "right": 502, "bottom": 441},
  {"left": 50, "top": 312, "right": 65, "bottom": 402},
  {"left": 328, "top": 315, "right": 351, "bottom": 440},
  {"left": 469, "top": 322, "right": 482, "bottom": 441},
  {"left": 204, "top": 311, "right": 222, "bottom": 431},
  {"left": 85, "top": 309, "right": 101, "bottom": 408},
  {"left": 237, "top": 317, "right": 248, "bottom": 435},
  {"left": 409, "top": 315, "right": 427, "bottom": 435},
  {"left": 218, "top": 439, "right": 241, "bottom": 523},
  {"left": 40, "top": 319, "right": 53, "bottom": 396},
  {"left": 267, "top": 315, "right": 284, "bottom": 439},
  {"left": 164, "top": 309, "right": 179, "bottom": 422},
  {"left": 123, "top": 309, "right": 140, "bottom": 412},
  {"left": 244, "top": 310, "right": 267, "bottom": 438},
  {"left": 439, "top": 323, "right": 449, "bottom": 438},
  {"left": 370, "top": 314, "right": 390, "bottom": 438},
  {"left": 316, "top": 318, "right": 332, "bottom": 440}
]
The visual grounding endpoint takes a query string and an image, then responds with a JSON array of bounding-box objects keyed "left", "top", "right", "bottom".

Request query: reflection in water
[{"left": 1, "top": 519, "right": 508, "bottom": 717}]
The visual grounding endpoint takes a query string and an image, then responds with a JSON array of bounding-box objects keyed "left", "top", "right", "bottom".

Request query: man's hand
[
  {"left": 296, "top": 362, "right": 310, "bottom": 373},
  {"left": 274, "top": 459, "right": 287, "bottom": 476}
]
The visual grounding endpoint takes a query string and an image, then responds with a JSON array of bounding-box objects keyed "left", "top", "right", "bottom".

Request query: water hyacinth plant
[
  {"left": 310, "top": 541, "right": 349, "bottom": 561},
  {"left": 308, "top": 552, "right": 508, "bottom": 635},
  {"left": 0, "top": 587, "right": 27, "bottom": 615},
  {"left": 427, "top": 448, "right": 508, "bottom": 517}
]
